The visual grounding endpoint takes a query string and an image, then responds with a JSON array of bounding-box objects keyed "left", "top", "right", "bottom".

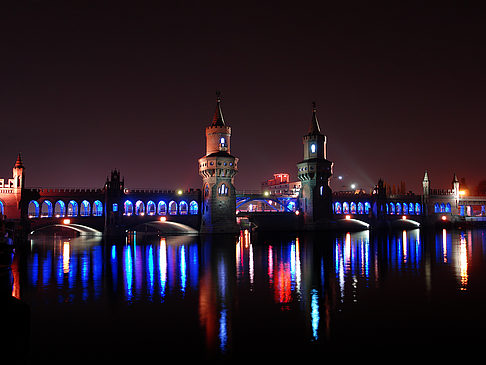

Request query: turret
[
  {"left": 12, "top": 153, "right": 25, "bottom": 189},
  {"left": 422, "top": 170, "right": 430, "bottom": 199}
]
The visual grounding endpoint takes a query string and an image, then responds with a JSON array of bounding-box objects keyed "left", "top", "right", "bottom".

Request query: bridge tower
[
  {"left": 297, "top": 102, "right": 333, "bottom": 228},
  {"left": 198, "top": 93, "right": 239, "bottom": 234},
  {"left": 422, "top": 170, "right": 430, "bottom": 215},
  {"left": 104, "top": 169, "right": 125, "bottom": 236}
]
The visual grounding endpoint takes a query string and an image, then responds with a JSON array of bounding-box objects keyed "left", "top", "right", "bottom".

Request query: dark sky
[{"left": 1, "top": 2, "right": 485, "bottom": 193}]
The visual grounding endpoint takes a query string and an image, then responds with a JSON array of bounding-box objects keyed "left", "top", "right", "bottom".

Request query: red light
[
  {"left": 63, "top": 219, "right": 71, "bottom": 225},
  {"left": 160, "top": 216, "right": 167, "bottom": 222},
  {"left": 402, "top": 215, "right": 407, "bottom": 220},
  {"left": 345, "top": 215, "right": 351, "bottom": 220},
  {"left": 441, "top": 215, "right": 447, "bottom": 221},
  {"left": 295, "top": 210, "right": 300, "bottom": 216}
]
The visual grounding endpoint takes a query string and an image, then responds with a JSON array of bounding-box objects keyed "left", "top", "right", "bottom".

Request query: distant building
[{"left": 261, "top": 173, "right": 301, "bottom": 197}]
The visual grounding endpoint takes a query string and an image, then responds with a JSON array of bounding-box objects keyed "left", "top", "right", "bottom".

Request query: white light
[
  {"left": 338, "top": 176, "right": 343, "bottom": 180},
  {"left": 350, "top": 184, "right": 356, "bottom": 189}
]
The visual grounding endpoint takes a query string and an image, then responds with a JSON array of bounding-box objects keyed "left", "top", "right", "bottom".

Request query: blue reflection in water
[
  {"left": 125, "top": 245, "right": 133, "bottom": 301},
  {"left": 311, "top": 289, "right": 319, "bottom": 341},
  {"left": 147, "top": 245, "right": 154, "bottom": 297},
  {"left": 180, "top": 246, "right": 186, "bottom": 293}
]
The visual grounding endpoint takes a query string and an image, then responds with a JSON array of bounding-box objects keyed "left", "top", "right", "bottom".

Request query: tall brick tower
[
  {"left": 297, "top": 102, "right": 333, "bottom": 228},
  {"left": 198, "top": 92, "right": 239, "bottom": 234}
]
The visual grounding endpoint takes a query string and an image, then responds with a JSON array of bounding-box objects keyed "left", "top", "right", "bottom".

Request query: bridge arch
[
  {"left": 80, "top": 200, "right": 90, "bottom": 217},
  {"left": 157, "top": 201, "right": 167, "bottom": 215},
  {"left": 236, "top": 197, "right": 293, "bottom": 212},
  {"left": 146, "top": 200, "right": 156, "bottom": 216},
  {"left": 92, "top": 200, "right": 103, "bottom": 216},
  {"left": 169, "top": 201, "right": 177, "bottom": 215},
  {"left": 124, "top": 200, "right": 134, "bottom": 216},
  {"left": 135, "top": 200, "right": 145, "bottom": 216},
  {"left": 54, "top": 200, "right": 66, "bottom": 217},
  {"left": 189, "top": 200, "right": 198, "bottom": 215},
  {"left": 41, "top": 200, "right": 53, "bottom": 218},
  {"left": 28, "top": 200, "right": 39, "bottom": 218},
  {"left": 67, "top": 200, "right": 78, "bottom": 217},
  {"left": 31, "top": 223, "right": 102, "bottom": 236},
  {"left": 179, "top": 201, "right": 188, "bottom": 215}
]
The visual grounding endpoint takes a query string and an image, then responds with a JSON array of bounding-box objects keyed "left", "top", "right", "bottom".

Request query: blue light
[
  {"left": 311, "top": 289, "right": 319, "bottom": 341},
  {"left": 113, "top": 203, "right": 118, "bottom": 212},
  {"left": 180, "top": 246, "right": 186, "bottom": 293},
  {"left": 310, "top": 143, "right": 316, "bottom": 153}
]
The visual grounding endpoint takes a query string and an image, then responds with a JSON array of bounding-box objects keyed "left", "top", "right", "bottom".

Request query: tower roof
[
  {"left": 308, "top": 101, "right": 321, "bottom": 135},
  {"left": 211, "top": 91, "right": 225, "bottom": 127},
  {"left": 423, "top": 170, "right": 429, "bottom": 182},
  {"left": 14, "top": 153, "right": 24, "bottom": 168}
]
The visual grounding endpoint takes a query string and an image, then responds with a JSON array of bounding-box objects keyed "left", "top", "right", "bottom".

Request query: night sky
[{"left": 1, "top": 2, "right": 485, "bottom": 194}]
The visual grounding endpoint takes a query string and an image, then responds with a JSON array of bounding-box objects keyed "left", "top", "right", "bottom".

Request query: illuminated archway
[
  {"left": 92, "top": 200, "right": 103, "bottom": 216},
  {"left": 41, "top": 200, "right": 53, "bottom": 218},
  {"left": 67, "top": 201, "right": 78, "bottom": 217},
  {"left": 54, "top": 200, "right": 66, "bottom": 217}
]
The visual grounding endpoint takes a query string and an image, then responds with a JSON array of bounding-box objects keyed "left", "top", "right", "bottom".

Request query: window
[
  {"left": 396, "top": 203, "right": 401, "bottom": 215},
  {"left": 93, "top": 200, "right": 103, "bottom": 216},
  {"left": 113, "top": 203, "right": 118, "bottom": 212},
  {"left": 440, "top": 203, "right": 445, "bottom": 213},
  {"left": 67, "top": 201, "right": 78, "bottom": 217},
  {"left": 54, "top": 200, "right": 66, "bottom": 217},
  {"left": 218, "top": 183, "right": 228, "bottom": 196},
  {"left": 403, "top": 203, "right": 408, "bottom": 215},
  {"left": 158, "top": 201, "right": 167, "bottom": 215},
  {"left": 28, "top": 200, "right": 40, "bottom": 218},
  {"left": 350, "top": 202, "right": 357, "bottom": 214},
  {"left": 357, "top": 202, "right": 364, "bottom": 214},
  {"left": 220, "top": 137, "right": 227, "bottom": 147},
  {"left": 146, "top": 201, "right": 156, "bottom": 216},
  {"left": 135, "top": 200, "right": 145, "bottom": 216},
  {"left": 310, "top": 143, "right": 316, "bottom": 153},
  {"left": 446, "top": 203, "right": 451, "bottom": 213},
  {"left": 415, "top": 203, "right": 421, "bottom": 215},
  {"left": 434, "top": 203, "right": 440, "bottom": 213},
  {"left": 343, "top": 202, "right": 349, "bottom": 214},
  {"left": 124, "top": 200, "right": 134, "bottom": 216},
  {"left": 189, "top": 201, "right": 198, "bottom": 215},
  {"left": 179, "top": 201, "right": 188, "bottom": 215},
  {"left": 365, "top": 202, "right": 371, "bottom": 214},
  {"left": 169, "top": 201, "right": 177, "bottom": 215},
  {"left": 41, "top": 200, "right": 53, "bottom": 218},
  {"left": 389, "top": 203, "right": 395, "bottom": 215},
  {"left": 409, "top": 203, "right": 414, "bottom": 215},
  {"left": 80, "top": 200, "right": 91, "bottom": 217}
]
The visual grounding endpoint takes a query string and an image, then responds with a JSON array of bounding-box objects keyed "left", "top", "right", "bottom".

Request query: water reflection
[{"left": 8, "top": 227, "right": 486, "bottom": 359}]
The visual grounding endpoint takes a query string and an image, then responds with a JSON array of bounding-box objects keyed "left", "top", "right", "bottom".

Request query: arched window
[
  {"left": 409, "top": 203, "right": 415, "bottom": 215},
  {"left": 343, "top": 202, "right": 349, "bottom": 214},
  {"left": 365, "top": 202, "right": 371, "bottom": 214},
  {"left": 54, "top": 200, "right": 66, "bottom": 217},
  {"left": 440, "top": 203, "right": 445, "bottom": 213},
  {"left": 189, "top": 201, "right": 198, "bottom": 215},
  {"left": 41, "top": 200, "right": 53, "bottom": 218},
  {"left": 169, "top": 201, "right": 177, "bottom": 215},
  {"left": 124, "top": 200, "right": 133, "bottom": 216},
  {"left": 80, "top": 200, "right": 91, "bottom": 217},
  {"left": 350, "top": 202, "right": 357, "bottom": 214},
  {"left": 446, "top": 203, "right": 451, "bottom": 213},
  {"left": 135, "top": 200, "right": 145, "bottom": 216},
  {"left": 146, "top": 201, "right": 156, "bottom": 216},
  {"left": 28, "top": 200, "right": 39, "bottom": 218},
  {"left": 357, "top": 202, "right": 364, "bottom": 214},
  {"left": 179, "top": 201, "right": 188, "bottom": 215},
  {"left": 396, "top": 203, "right": 401, "bottom": 215},
  {"left": 157, "top": 201, "right": 167, "bottom": 216},
  {"left": 403, "top": 203, "right": 408, "bottom": 215},
  {"left": 310, "top": 143, "right": 316, "bottom": 153},
  {"left": 218, "top": 183, "right": 228, "bottom": 196},
  {"left": 415, "top": 203, "right": 422, "bottom": 215},
  {"left": 434, "top": 203, "right": 440, "bottom": 213},
  {"left": 389, "top": 202, "right": 395, "bottom": 215},
  {"left": 92, "top": 200, "right": 103, "bottom": 216},
  {"left": 204, "top": 184, "right": 210, "bottom": 197},
  {"left": 67, "top": 201, "right": 78, "bottom": 217},
  {"left": 335, "top": 202, "right": 342, "bottom": 214}
]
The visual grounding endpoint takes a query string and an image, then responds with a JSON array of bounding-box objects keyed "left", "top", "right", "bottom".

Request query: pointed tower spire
[
  {"left": 14, "top": 152, "right": 24, "bottom": 168},
  {"left": 308, "top": 101, "right": 321, "bottom": 135},
  {"left": 211, "top": 91, "right": 225, "bottom": 127},
  {"left": 423, "top": 170, "right": 429, "bottom": 182},
  {"left": 452, "top": 172, "right": 459, "bottom": 183}
]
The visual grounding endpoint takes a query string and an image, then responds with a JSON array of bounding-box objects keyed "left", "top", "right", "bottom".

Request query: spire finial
[
  {"left": 308, "top": 101, "right": 321, "bottom": 135},
  {"left": 211, "top": 91, "right": 225, "bottom": 126}
]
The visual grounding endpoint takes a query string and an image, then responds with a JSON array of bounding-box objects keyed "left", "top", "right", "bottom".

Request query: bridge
[{"left": 1, "top": 97, "right": 485, "bottom": 238}]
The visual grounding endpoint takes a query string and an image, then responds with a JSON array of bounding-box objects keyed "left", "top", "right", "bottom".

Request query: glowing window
[
  {"left": 169, "top": 201, "right": 177, "bottom": 215},
  {"left": 220, "top": 137, "right": 227, "bottom": 147},
  {"left": 343, "top": 202, "right": 349, "bottom": 214},
  {"left": 409, "top": 203, "right": 414, "bottom": 215},
  {"left": 41, "top": 200, "right": 53, "bottom": 218},
  {"left": 124, "top": 200, "right": 134, "bottom": 216},
  {"left": 434, "top": 203, "right": 439, "bottom": 213},
  {"left": 189, "top": 201, "right": 198, "bottom": 215},
  {"left": 218, "top": 183, "right": 228, "bottom": 196},
  {"left": 92, "top": 200, "right": 103, "bottom": 216},
  {"left": 446, "top": 203, "right": 451, "bottom": 213},
  {"left": 80, "top": 200, "right": 91, "bottom": 217},
  {"left": 146, "top": 201, "right": 156, "bottom": 216},
  {"left": 310, "top": 143, "right": 316, "bottom": 153},
  {"left": 350, "top": 202, "right": 357, "bottom": 214},
  {"left": 396, "top": 203, "right": 401, "bottom": 215},
  {"left": 54, "top": 200, "right": 66, "bottom": 217},
  {"left": 28, "top": 200, "right": 40, "bottom": 218},
  {"left": 158, "top": 201, "right": 167, "bottom": 215},
  {"left": 113, "top": 203, "right": 118, "bottom": 212},
  {"left": 389, "top": 202, "right": 395, "bottom": 215},
  {"left": 415, "top": 203, "right": 421, "bottom": 215},
  {"left": 365, "top": 202, "right": 371, "bottom": 214},
  {"left": 179, "top": 201, "right": 188, "bottom": 215},
  {"left": 135, "top": 200, "right": 145, "bottom": 216},
  {"left": 357, "top": 202, "right": 364, "bottom": 214},
  {"left": 67, "top": 201, "right": 78, "bottom": 217},
  {"left": 335, "top": 202, "right": 342, "bottom": 214},
  {"left": 440, "top": 203, "right": 445, "bottom": 213},
  {"left": 403, "top": 203, "right": 408, "bottom": 215}
]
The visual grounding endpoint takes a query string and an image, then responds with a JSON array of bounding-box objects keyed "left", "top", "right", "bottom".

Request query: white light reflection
[
  {"left": 159, "top": 238, "right": 167, "bottom": 299},
  {"left": 459, "top": 234, "right": 468, "bottom": 291},
  {"left": 442, "top": 229, "right": 448, "bottom": 263},
  {"left": 62, "top": 241, "right": 70, "bottom": 274}
]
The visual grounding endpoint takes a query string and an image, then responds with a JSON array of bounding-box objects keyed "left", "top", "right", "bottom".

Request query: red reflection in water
[{"left": 274, "top": 263, "right": 291, "bottom": 309}]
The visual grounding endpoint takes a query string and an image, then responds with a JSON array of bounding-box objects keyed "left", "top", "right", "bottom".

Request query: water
[{"left": 3, "top": 228, "right": 486, "bottom": 362}]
